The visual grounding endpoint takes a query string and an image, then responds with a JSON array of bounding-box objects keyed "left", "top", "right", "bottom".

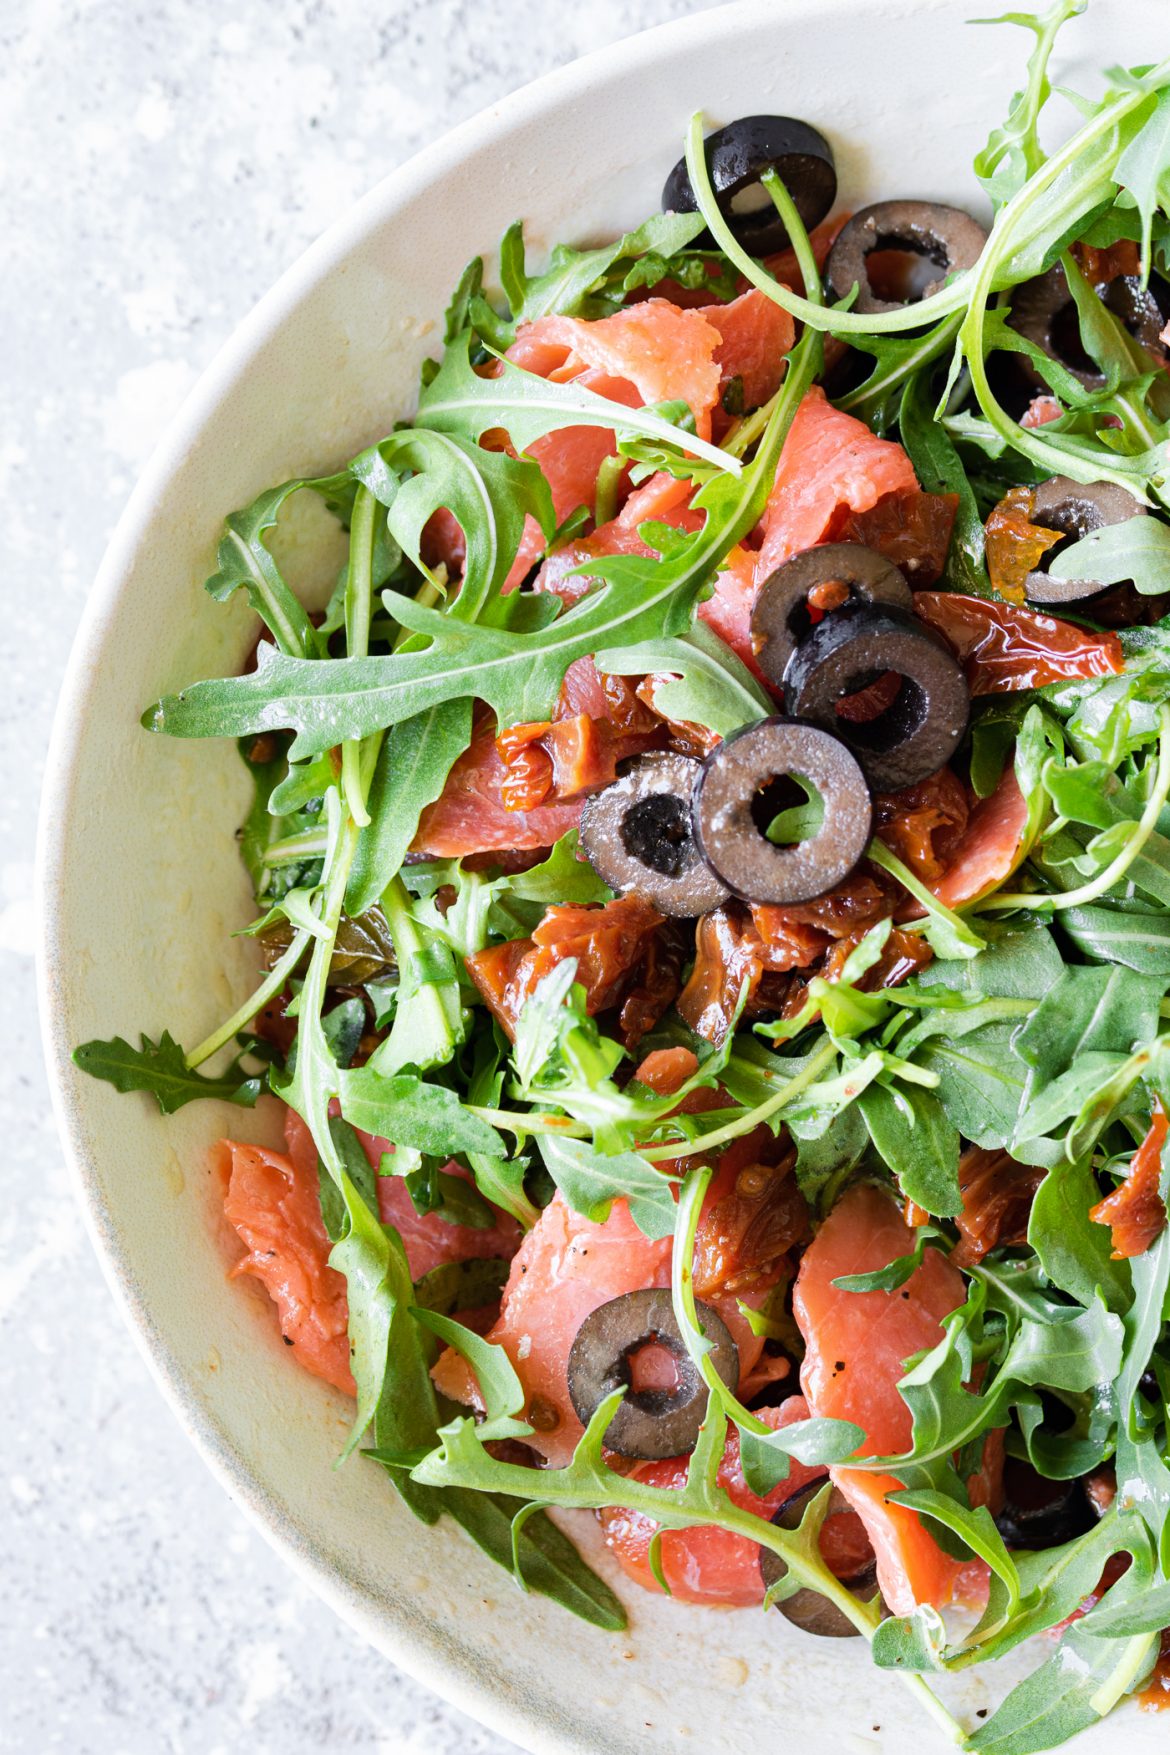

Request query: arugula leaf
[
  {"left": 345, "top": 698, "right": 473, "bottom": 915},
  {"left": 594, "top": 619, "right": 772, "bottom": 737},
  {"left": 973, "top": 0, "right": 1086, "bottom": 203},
  {"left": 144, "top": 336, "right": 811, "bottom": 758},
  {"left": 967, "top": 1600, "right": 1157, "bottom": 1754},
  {"left": 365, "top": 875, "right": 469, "bottom": 1078},
  {"left": 898, "top": 366, "right": 990, "bottom": 594},
  {"left": 857, "top": 1083, "right": 962, "bottom": 1217},
  {"left": 411, "top": 1256, "right": 509, "bottom": 1315},
  {"left": 329, "top": 1170, "right": 406, "bottom": 1459},
  {"left": 366, "top": 1218, "right": 624, "bottom": 1629},
  {"left": 832, "top": 1226, "right": 947, "bottom": 1294},
  {"left": 1116, "top": 84, "right": 1170, "bottom": 275},
  {"left": 351, "top": 431, "right": 554, "bottom": 624},
  {"left": 1028, "top": 1155, "right": 1131, "bottom": 1311},
  {"left": 412, "top": 1307, "right": 529, "bottom": 1441},
  {"left": 537, "top": 1134, "right": 678, "bottom": 1241},
  {"left": 72, "top": 1031, "right": 261, "bottom": 1113},
  {"left": 1063, "top": 902, "right": 1170, "bottom": 973},
  {"left": 339, "top": 1065, "right": 506, "bottom": 1158},
  {"left": 485, "top": 211, "right": 708, "bottom": 334},
  {"left": 204, "top": 480, "right": 326, "bottom": 660},
  {"left": 417, "top": 331, "right": 736, "bottom": 477},
  {"left": 1050, "top": 515, "right": 1170, "bottom": 596}
]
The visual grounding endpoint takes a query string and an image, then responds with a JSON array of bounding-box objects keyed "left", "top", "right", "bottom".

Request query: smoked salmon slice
[
  {"left": 220, "top": 1137, "right": 355, "bottom": 1395},
  {"left": 699, "top": 388, "right": 920, "bottom": 666},
  {"left": 793, "top": 1182, "right": 975, "bottom": 1615},
  {"left": 218, "top": 1108, "right": 523, "bottom": 1397},
  {"left": 599, "top": 1394, "right": 860, "bottom": 1607},
  {"left": 431, "top": 1185, "right": 786, "bottom": 1469}
]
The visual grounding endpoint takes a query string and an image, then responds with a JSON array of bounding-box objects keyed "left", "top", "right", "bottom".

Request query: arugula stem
[
  {"left": 866, "top": 838, "right": 985, "bottom": 952},
  {"left": 980, "top": 708, "right": 1170, "bottom": 912},
  {"left": 262, "top": 827, "right": 329, "bottom": 866},
  {"left": 684, "top": 112, "right": 969, "bottom": 338},
  {"left": 465, "top": 1104, "right": 591, "bottom": 1139},
  {"left": 341, "top": 486, "right": 378, "bottom": 829},
  {"left": 760, "top": 168, "right": 822, "bottom": 304},
  {"left": 721, "top": 387, "right": 778, "bottom": 460},
  {"left": 638, "top": 1036, "right": 838, "bottom": 1162},
  {"left": 1089, "top": 1629, "right": 1158, "bottom": 1716},
  {"left": 185, "top": 928, "right": 310, "bottom": 1069}
]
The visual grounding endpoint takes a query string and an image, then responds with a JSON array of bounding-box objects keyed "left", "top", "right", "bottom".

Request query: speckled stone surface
[{"left": 2, "top": 2, "right": 715, "bottom": 1748}]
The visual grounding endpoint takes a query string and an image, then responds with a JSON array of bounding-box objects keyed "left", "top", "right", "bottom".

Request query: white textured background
[{"left": 2, "top": 2, "right": 716, "bottom": 1749}]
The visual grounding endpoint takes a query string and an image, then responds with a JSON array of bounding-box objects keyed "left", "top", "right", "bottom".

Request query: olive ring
[
  {"left": 579, "top": 752, "right": 730, "bottom": 918},
  {"left": 759, "top": 1478, "right": 880, "bottom": 1638},
  {"left": 691, "top": 718, "right": 873, "bottom": 905},
  {"left": 663, "top": 114, "right": 837, "bottom": 257},
  {"left": 825, "top": 199, "right": 988, "bottom": 315},
  {"left": 566, "top": 1288, "right": 739, "bottom": 1460},
  {"left": 782, "top": 605, "right": 969, "bottom": 793},
  {"left": 1023, "top": 474, "right": 1147, "bottom": 606},
  {"left": 751, "top": 543, "right": 913, "bottom": 691}
]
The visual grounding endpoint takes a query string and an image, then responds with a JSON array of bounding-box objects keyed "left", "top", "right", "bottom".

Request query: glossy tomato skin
[{"left": 913, "top": 592, "right": 1123, "bottom": 693}]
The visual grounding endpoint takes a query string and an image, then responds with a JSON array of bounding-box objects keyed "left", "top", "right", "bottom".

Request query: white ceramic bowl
[{"left": 39, "top": 3, "right": 1167, "bottom": 1750}]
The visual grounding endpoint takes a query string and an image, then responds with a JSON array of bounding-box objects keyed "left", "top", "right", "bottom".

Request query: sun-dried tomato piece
[
  {"left": 1091, "top": 1101, "right": 1168, "bottom": 1259},
  {"left": 545, "top": 713, "right": 618, "bottom": 798},
  {"left": 634, "top": 1046, "right": 700, "bottom": 1096},
  {"left": 753, "top": 871, "right": 894, "bottom": 963},
  {"left": 499, "top": 743, "right": 555, "bottom": 812},
  {"left": 913, "top": 592, "right": 1124, "bottom": 693},
  {"left": 678, "top": 905, "right": 768, "bottom": 1044},
  {"left": 601, "top": 671, "right": 663, "bottom": 738},
  {"left": 984, "top": 486, "right": 1063, "bottom": 603},
  {"left": 693, "top": 1144, "right": 807, "bottom": 1300},
  {"left": 1073, "top": 238, "right": 1141, "bottom": 284},
  {"left": 467, "top": 897, "right": 666, "bottom": 1037},
  {"left": 618, "top": 922, "right": 687, "bottom": 1048},
  {"left": 873, "top": 767, "right": 970, "bottom": 883},
  {"left": 951, "top": 1146, "right": 1045, "bottom": 1268},
  {"left": 465, "top": 937, "right": 539, "bottom": 1033},
  {"left": 821, "top": 922, "right": 933, "bottom": 989},
  {"left": 825, "top": 487, "right": 958, "bottom": 587}
]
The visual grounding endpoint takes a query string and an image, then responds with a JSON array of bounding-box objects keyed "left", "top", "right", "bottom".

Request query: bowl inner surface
[{"left": 39, "top": 2, "right": 1167, "bottom": 1750}]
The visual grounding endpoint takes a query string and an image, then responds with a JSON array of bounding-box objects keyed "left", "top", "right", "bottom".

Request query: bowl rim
[{"left": 33, "top": 1, "right": 1002, "bottom": 1749}]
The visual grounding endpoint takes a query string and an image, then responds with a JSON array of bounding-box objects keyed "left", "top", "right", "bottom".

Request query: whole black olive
[
  {"left": 759, "top": 1477, "right": 878, "bottom": 1637},
  {"left": 783, "top": 605, "right": 969, "bottom": 792},
  {"left": 1022, "top": 474, "right": 1147, "bottom": 605},
  {"left": 579, "top": 753, "right": 730, "bottom": 917},
  {"left": 566, "top": 1288, "right": 738, "bottom": 1460},
  {"left": 825, "top": 200, "right": 988, "bottom": 315},
  {"left": 691, "top": 719, "right": 872, "bottom": 905},
  {"left": 1010, "top": 263, "right": 1170, "bottom": 391},
  {"left": 993, "top": 1457, "right": 1095, "bottom": 1550},
  {"left": 751, "top": 543, "right": 913, "bottom": 691},
  {"left": 662, "top": 115, "right": 837, "bottom": 257}
]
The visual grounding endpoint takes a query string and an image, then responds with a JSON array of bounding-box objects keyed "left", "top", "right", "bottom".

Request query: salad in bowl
[{"left": 74, "top": 4, "right": 1170, "bottom": 1747}]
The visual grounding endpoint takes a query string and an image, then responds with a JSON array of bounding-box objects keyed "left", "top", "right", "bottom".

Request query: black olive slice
[
  {"left": 751, "top": 543, "right": 913, "bottom": 690},
  {"left": 783, "top": 605, "right": 969, "bottom": 792},
  {"left": 579, "top": 753, "right": 730, "bottom": 917},
  {"left": 825, "top": 200, "right": 988, "bottom": 315},
  {"left": 759, "top": 1479, "right": 877, "bottom": 1637},
  {"left": 1023, "top": 474, "right": 1146, "bottom": 605},
  {"left": 1010, "top": 264, "right": 1170, "bottom": 391},
  {"left": 993, "top": 1458, "right": 1094, "bottom": 1550},
  {"left": 662, "top": 115, "right": 837, "bottom": 257},
  {"left": 566, "top": 1288, "right": 738, "bottom": 1460},
  {"left": 691, "top": 719, "right": 871, "bottom": 905}
]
